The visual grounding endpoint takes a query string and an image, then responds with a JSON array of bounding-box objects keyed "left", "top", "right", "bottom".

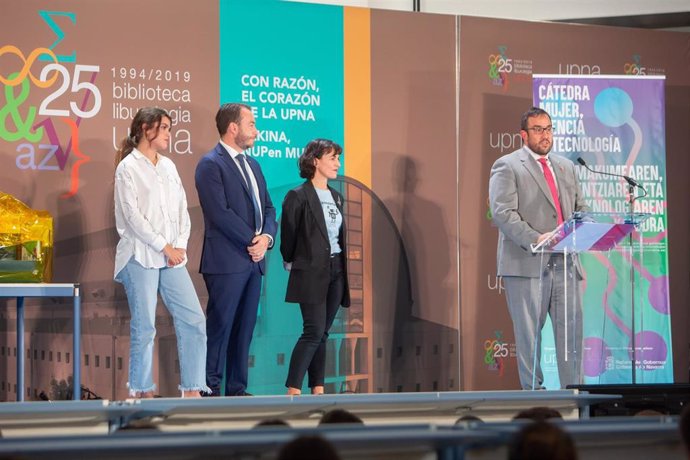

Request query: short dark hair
[
  {"left": 298, "top": 138, "right": 342, "bottom": 180},
  {"left": 521, "top": 107, "right": 551, "bottom": 131},
  {"left": 216, "top": 103, "right": 252, "bottom": 136},
  {"left": 277, "top": 435, "right": 341, "bottom": 460},
  {"left": 508, "top": 421, "right": 577, "bottom": 460},
  {"left": 455, "top": 414, "right": 483, "bottom": 424},
  {"left": 253, "top": 418, "right": 291, "bottom": 428},
  {"left": 513, "top": 406, "right": 563, "bottom": 422},
  {"left": 318, "top": 408, "right": 363, "bottom": 425}
]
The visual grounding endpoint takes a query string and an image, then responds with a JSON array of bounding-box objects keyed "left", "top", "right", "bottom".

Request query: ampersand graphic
[
  {"left": 488, "top": 64, "right": 499, "bottom": 80},
  {"left": 483, "top": 339, "right": 496, "bottom": 365},
  {"left": 487, "top": 54, "right": 500, "bottom": 80},
  {"left": 0, "top": 45, "right": 58, "bottom": 88},
  {"left": 0, "top": 72, "right": 44, "bottom": 142}
]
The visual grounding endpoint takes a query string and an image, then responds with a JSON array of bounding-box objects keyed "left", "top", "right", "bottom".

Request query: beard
[
  {"left": 528, "top": 138, "right": 552, "bottom": 156},
  {"left": 235, "top": 130, "right": 255, "bottom": 151}
]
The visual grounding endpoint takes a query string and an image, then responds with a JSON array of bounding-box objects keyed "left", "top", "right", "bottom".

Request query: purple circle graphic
[
  {"left": 648, "top": 275, "right": 669, "bottom": 314},
  {"left": 628, "top": 330, "right": 668, "bottom": 371},
  {"left": 583, "top": 336, "right": 611, "bottom": 377}
]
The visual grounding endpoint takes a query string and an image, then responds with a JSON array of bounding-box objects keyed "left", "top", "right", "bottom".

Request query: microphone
[{"left": 576, "top": 157, "right": 640, "bottom": 188}]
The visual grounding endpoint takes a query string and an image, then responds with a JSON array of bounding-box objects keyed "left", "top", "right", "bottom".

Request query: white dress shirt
[{"left": 114, "top": 148, "right": 190, "bottom": 278}]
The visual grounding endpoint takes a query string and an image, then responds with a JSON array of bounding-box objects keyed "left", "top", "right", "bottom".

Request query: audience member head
[
  {"left": 455, "top": 414, "right": 483, "bottom": 424},
  {"left": 634, "top": 409, "right": 666, "bottom": 417},
  {"left": 253, "top": 418, "right": 291, "bottom": 428},
  {"left": 508, "top": 421, "right": 577, "bottom": 460},
  {"left": 115, "top": 420, "right": 160, "bottom": 433},
  {"left": 679, "top": 405, "right": 690, "bottom": 457},
  {"left": 318, "top": 408, "right": 363, "bottom": 425},
  {"left": 277, "top": 435, "right": 341, "bottom": 460},
  {"left": 513, "top": 406, "right": 563, "bottom": 422}
]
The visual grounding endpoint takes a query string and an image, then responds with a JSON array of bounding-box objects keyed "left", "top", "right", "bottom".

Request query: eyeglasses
[{"left": 527, "top": 125, "right": 553, "bottom": 134}]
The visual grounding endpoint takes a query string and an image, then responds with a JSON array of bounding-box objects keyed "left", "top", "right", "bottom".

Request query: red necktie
[{"left": 537, "top": 157, "right": 564, "bottom": 225}]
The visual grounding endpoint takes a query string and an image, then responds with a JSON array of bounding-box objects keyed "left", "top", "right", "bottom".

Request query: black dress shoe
[
  {"left": 203, "top": 389, "right": 221, "bottom": 397},
  {"left": 234, "top": 391, "right": 253, "bottom": 397}
]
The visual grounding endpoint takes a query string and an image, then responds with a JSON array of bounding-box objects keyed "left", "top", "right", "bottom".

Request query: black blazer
[{"left": 280, "top": 181, "right": 350, "bottom": 307}]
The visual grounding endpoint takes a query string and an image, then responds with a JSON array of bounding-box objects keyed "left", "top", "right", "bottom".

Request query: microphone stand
[
  {"left": 627, "top": 180, "right": 637, "bottom": 383},
  {"left": 577, "top": 158, "right": 647, "bottom": 384}
]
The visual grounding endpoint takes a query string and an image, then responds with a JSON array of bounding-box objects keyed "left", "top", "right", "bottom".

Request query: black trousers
[{"left": 285, "top": 254, "right": 345, "bottom": 389}]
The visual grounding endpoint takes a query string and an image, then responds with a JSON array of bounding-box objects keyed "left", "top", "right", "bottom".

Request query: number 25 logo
[{"left": 39, "top": 64, "right": 101, "bottom": 118}]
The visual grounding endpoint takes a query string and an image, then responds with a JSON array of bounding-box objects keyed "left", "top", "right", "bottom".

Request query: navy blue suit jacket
[{"left": 195, "top": 143, "right": 277, "bottom": 275}]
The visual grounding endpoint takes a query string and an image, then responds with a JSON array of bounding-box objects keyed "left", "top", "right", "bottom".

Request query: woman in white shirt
[{"left": 114, "top": 107, "right": 209, "bottom": 398}]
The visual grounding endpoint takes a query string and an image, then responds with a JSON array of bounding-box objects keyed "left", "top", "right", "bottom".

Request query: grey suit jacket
[{"left": 489, "top": 146, "right": 589, "bottom": 278}]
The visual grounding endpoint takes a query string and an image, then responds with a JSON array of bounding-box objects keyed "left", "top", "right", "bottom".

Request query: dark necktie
[
  {"left": 537, "top": 157, "right": 564, "bottom": 225},
  {"left": 236, "top": 153, "right": 262, "bottom": 233}
]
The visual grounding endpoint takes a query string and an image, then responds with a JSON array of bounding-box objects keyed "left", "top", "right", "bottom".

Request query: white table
[{"left": 0, "top": 283, "right": 81, "bottom": 401}]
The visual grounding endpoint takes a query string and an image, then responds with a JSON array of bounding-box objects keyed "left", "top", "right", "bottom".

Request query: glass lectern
[{"left": 531, "top": 211, "right": 651, "bottom": 385}]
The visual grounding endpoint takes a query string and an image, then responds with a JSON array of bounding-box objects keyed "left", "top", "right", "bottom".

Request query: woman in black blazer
[{"left": 280, "top": 139, "right": 350, "bottom": 395}]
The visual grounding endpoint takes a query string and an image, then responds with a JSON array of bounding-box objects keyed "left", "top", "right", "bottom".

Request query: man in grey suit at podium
[{"left": 489, "top": 107, "right": 590, "bottom": 390}]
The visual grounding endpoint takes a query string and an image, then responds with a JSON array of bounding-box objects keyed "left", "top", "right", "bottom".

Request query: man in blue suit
[{"left": 195, "top": 103, "right": 277, "bottom": 396}]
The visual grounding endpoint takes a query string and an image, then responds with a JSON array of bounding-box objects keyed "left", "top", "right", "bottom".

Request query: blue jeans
[{"left": 117, "top": 258, "right": 210, "bottom": 395}]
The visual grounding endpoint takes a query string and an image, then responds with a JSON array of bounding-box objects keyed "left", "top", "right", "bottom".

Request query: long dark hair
[{"left": 115, "top": 107, "right": 170, "bottom": 166}]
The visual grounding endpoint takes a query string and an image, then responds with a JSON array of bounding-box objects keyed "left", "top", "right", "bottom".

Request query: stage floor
[
  {"left": 0, "top": 390, "right": 684, "bottom": 460},
  {"left": 0, "top": 389, "right": 615, "bottom": 436}
]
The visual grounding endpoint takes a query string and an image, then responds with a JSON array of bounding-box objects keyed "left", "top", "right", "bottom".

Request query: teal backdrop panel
[{"left": 220, "top": 0, "right": 345, "bottom": 394}]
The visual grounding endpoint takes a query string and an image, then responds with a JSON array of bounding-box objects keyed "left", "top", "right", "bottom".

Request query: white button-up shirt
[{"left": 114, "top": 148, "right": 190, "bottom": 278}]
